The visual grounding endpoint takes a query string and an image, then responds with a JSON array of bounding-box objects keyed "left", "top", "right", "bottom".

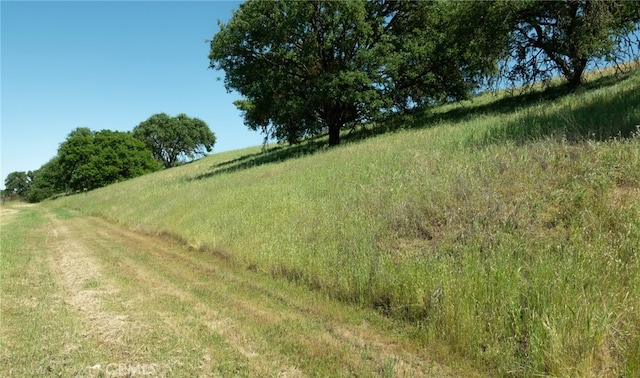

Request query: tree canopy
[
  {"left": 210, "top": 0, "right": 639, "bottom": 146},
  {"left": 3, "top": 113, "right": 216, "bottom": 202},
  {"left": 210, "top": 1, "right": 383, "bottom": 146},
  {"left": 133, "top": 113, "right": 217, "bottom": 168},
  {"left": 25, "top": 157, "right": 64, "bottom": 203},
  {"left": 379, "top": 1, "right": 507, "bottom": 109},
  {"left": 209, "top": 0, "right": 498, "bottom": 146},
  {"left": 4, "top": 128, "right": 161, "bottom": 202},
  {"left": 3, "top": 171, "right": 32, "bottom": 198},
  {"left": 492, "top": 0, "right": 640, "bottom": 90},
  {"left": 58, "top": 127, "right": 160, "bottom": 193}
]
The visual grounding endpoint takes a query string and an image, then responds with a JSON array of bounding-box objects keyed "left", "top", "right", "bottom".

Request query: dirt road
[{"left": 1, "top": 205, "right": 473, "bottom": 377}]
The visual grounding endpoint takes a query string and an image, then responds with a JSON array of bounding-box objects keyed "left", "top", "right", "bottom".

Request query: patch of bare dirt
[
  {"left": 0, "top": 203, "right": 35, "bottom": 226},
  {"left": 0, "top": 208, "right": 19, "bottom": 225},
  {"left": 87, "top": 222, "right": 306, "bottom": 376},
  {"left": 45, "top": 214, "right": 130, "bottom": 347},
  {"left": 611, "top": 186, "right": 640, "bottom": 209}
]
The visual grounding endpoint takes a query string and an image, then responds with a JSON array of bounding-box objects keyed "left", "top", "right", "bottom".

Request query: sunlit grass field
[{"left": 52, "top": 69, "right": 640, "bottom": 376}]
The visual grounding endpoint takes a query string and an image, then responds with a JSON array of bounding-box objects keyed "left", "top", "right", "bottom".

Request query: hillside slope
[
  {"left": 52, "top": 70, "right": 640, "bottom": 376},
  {"left": 3, "top": 204, "right": 469, "bottom": 376}
]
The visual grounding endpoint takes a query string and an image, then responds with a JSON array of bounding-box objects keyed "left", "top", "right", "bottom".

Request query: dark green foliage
[
  {"left": 5, "top": 127, "right": 163, "bottom": 202},
  {"left": 5, "top": 113, "right": 213, "bottom": 204},
  {"left": 209, "top": 0, "right": 496, "bottom": 146},
  {"left": 493, "top": 0, "right": 640, "bottom": 90},
  {"left": 210, "top": 1, "right": 386, "bottom": 146},
  {"left": 26, "top": 157, "right": 64, "bottom": 203},
  {"left": 57, "top": 128, "right": 160, "bottom": 193},
  {"left": 3, "top": 171, "right": 32, "bottom": 197},
  {"left": 380, "top": 1, "right": 506, "bottom": 109},
  {"left": 210, "top": 0, "right": 639, "bottom": 147},
  {"left": 133, "top": 113, "right": 216, "bottom": 168}
]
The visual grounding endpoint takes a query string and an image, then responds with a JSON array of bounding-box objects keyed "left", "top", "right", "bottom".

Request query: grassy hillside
[{"left": 51, "top": 70, "right": 640, "bottom": 376}]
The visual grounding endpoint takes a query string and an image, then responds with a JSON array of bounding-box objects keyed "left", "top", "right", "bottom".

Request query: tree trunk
[
  {"left": 567, "top": 72, "right": 582, "bottom": 91},
  {"left": 328, "top": 123, "right": 341, "bottom": 146},
  {"left": 567, "top": 58, "right": 587, "bottom": 91}
]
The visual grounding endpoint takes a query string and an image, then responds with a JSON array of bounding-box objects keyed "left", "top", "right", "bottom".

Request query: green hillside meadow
[{"left": 51, "top": 70, "right": 640, "bottom": 376}]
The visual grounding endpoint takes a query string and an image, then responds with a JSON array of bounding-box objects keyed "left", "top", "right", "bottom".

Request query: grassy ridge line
[{"left": 52, "top": 71, "right": 640, "bottom": 375}]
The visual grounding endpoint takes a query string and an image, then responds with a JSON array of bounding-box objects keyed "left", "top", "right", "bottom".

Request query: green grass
[
  {"left": 0, "top": 207, "right": 109, "bottom": 376},
  {"left": 51, "top": 69, "right": 640, "bottom": 376}
]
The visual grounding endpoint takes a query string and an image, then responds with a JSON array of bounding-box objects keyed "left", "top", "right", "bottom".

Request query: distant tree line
[
  {"left": 209, "top": 0, "right": 640, "bottom": 146},
  {"left": 3, "top": 113, "right": 216, "bottom": 203}
]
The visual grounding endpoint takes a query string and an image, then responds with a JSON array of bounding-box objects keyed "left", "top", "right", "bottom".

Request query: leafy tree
[
  {"left": 209, "top": 1, "right": 503, "bottom": 146},
  {"left": 56, "top": 127, "right": 94, "bottom": 191},
  {"left": 26, "top": 157, "right": 65, "bottom": 203},
  {"left": 210, "top": 1, "right": 390, "bottom": 146},
  {"left": 379, "top": 1, "right": 507, "bottom": 110},
  {"left": 496, "top": 0, "right": 640, "bottom": 90},
  {"left": 58, "top": 128, "right": 160, "bottom": 192},
  {"left": 133, "top": 113, "right": 216, "bottom": 168},
  {"left": 4, "top": 171, "right": 31, "bottom": 197}
]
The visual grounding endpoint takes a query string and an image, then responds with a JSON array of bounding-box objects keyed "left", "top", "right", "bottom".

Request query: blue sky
[{"left": 1, "top": 0, "right": 265, "bottom": 188}]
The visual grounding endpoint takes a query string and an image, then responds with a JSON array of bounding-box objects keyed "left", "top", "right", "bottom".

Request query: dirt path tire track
[
  {"left": 42, "top": 207, "right": 470, "bottom": 377},
  {"left": 46, "top": 213, "right": 131, "bottom": 348}
]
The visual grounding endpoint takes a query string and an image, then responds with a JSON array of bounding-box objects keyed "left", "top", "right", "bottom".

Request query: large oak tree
[
  {"left": 492, "top": 0, "right": 640, "bottom": 90},
  {"left": 209, "top": 0, "right": 494, "bottom": 146},
  {"left": 133, "top": 113, "right": 216, "bottom": 168},
  {"left": 210, "top": 1, "right": 387, "bottom": 146}
]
